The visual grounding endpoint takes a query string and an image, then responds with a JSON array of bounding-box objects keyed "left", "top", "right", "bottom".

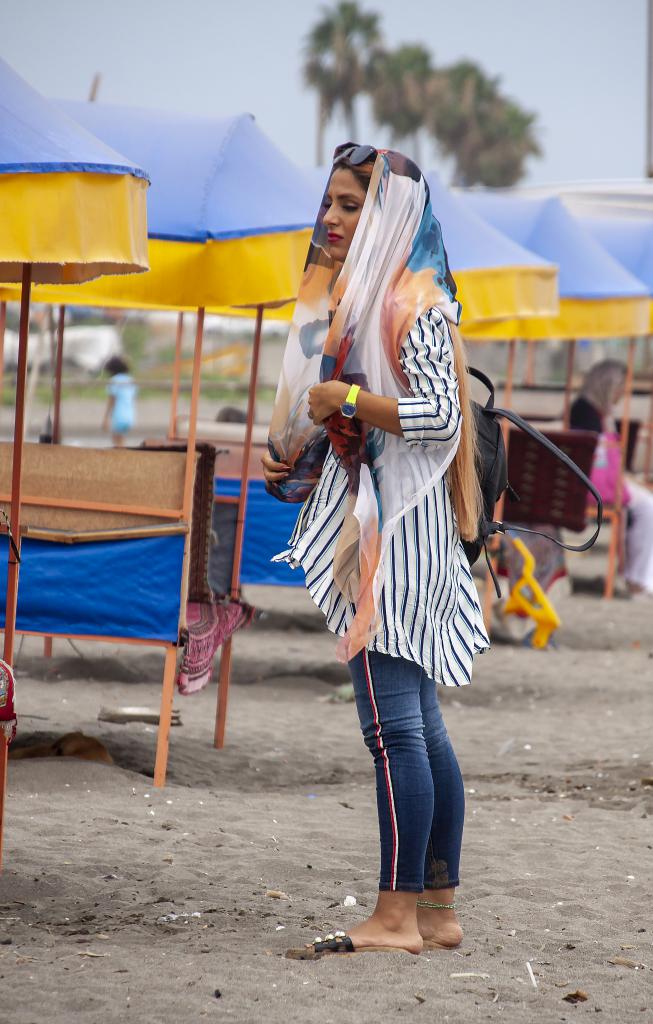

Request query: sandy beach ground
[{"left": 1, "top": 542, "right": 652, "bottom": 1023}]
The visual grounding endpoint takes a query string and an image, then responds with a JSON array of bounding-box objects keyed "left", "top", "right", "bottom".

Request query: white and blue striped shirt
[{"left": 273, "top": 308, "right": 489, "bottom": 686}]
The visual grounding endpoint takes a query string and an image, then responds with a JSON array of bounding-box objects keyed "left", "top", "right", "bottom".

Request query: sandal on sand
[{"left": 285, "top": 931, "right": 415, "bottom": 960}]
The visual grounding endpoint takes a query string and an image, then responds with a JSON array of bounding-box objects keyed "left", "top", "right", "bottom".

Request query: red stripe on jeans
[{"left": 363, "top": 649, "right": 399, "bottom": 889}]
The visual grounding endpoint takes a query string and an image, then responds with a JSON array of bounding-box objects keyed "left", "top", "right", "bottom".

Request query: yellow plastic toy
[{"left": 502, "top": 537, "right": 561, "bottom": 649}]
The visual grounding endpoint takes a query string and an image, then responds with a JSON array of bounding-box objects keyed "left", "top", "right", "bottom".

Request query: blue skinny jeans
[{"left": 348, "top": 648, "right": 465, "bottom": 893}]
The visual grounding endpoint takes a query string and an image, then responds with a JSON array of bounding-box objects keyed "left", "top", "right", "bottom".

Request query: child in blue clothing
[{"left": 103, "top": 355, "right": 137, "bottom": 447}]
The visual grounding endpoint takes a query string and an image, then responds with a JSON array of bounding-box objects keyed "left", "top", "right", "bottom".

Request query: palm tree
[
  {"left": 369, "top": 44, "right": 433, "bottom": 163},
  {"left": 427, "top": 61, "right": 540, "bottom": 186},
  {"left": 303, "top": 2, "right": 381, "bottom": 165}
]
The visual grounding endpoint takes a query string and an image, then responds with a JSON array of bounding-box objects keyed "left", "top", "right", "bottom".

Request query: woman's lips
[{"left": 327, "top": 233, "right": 343, "bottom": 243}]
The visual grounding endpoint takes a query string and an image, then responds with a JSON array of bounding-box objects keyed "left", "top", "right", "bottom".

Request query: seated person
[{"left": 570, "top": 359, "right": 653, "bottom": 597}]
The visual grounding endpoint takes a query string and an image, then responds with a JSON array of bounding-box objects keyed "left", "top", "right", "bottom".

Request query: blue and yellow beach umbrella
[
  {"left": 460, "top": 194, "right": 649, "bottom": 340},
  {"left": 581, "top": 213, "right": 653, "bottom": 333},
  {"left": 0, "top": 63, "right": 148, "bottom": 284},
  {"left": 424, "top": 172, "right": 558, "bottom": 326},
  {"left": 0, "top": 58, "right": 150, "bottom": 657},
  {"left": 0, "top": 58, "right": 149, "bottom": 860}
]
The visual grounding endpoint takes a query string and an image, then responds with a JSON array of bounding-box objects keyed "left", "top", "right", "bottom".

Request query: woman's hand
[
  {"left": 261, "top": 450, "right": 290, "bottom": 484},
  {"left": 308, "top": 381, "right": 349, "bottom": 424}
]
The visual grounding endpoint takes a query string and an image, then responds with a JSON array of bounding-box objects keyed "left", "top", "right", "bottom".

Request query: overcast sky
[{"left": 2, "top": 0, "right": 648, "bottom": 184}]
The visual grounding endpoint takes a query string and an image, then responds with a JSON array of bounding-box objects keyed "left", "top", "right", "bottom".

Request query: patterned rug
[{"left": 176, "top": 598, "right": 255, "bottom": 695}]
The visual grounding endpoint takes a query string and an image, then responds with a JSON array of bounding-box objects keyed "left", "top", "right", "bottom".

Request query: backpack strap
[
  {"left": 467, "top": 365, "right": 495, "bottom": 409},
  {"left": 487, "top": 405, "right": 603, "bottom": 553}
]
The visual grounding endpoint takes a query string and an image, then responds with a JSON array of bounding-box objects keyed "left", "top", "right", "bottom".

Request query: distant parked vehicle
[{"left": 2, "top": 325, "right": 122, "bottom": 374}]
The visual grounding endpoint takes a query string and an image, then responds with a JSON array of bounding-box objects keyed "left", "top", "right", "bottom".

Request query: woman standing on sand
[{"left": 262, "top": 144, "right": 488, "bottom": 958}]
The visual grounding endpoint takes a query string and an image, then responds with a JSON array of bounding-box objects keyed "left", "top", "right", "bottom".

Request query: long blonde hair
[
  {"left": 579, "top": 359, "right": 626, "bottom": 416},
  {"left": 447, "top": 323, "right": 481, "bottom": 541}
]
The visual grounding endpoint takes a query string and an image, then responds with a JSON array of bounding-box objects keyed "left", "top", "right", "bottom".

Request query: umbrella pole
[
  {"left": 503, "top": 338, "right": 517, "bottom": 409},
  {"left": 153, "top": 309, "right": 203, "bottom": 790},
  {"left": 0, "top": 302, "right": 6, "bottom": 409},
  {"left": 482, "top": 338, "right": 517, "bottom": 631},
  {"left": 644, "top": 337, "right": 653, "bottom": 482},
  {"left": 182, "top": 309, "right": 203, "bottom": 521},
  {"left": 4, "top": 266, "right": 31, "bottom": 664},
  {"left": 214, "top": 305, "right": 264, "bottom": 750},
  {"left": 52, "top": 306, "right": 65, "bottom": 445},
  {"left": 43, "top": 305, "right": 66, "bottom": 658},
  {"left": 562, "top": 339, "right": 576, "bottom": 429},
  {"left": 523, "top": 339, "right": 536, "bottom": 388},
  {"left": 168, "top": 312, "right": 184, "bottom": 440},
  {"left": 0, "top": 266, "right": 31, "bottom": 869},
  {"left": 606, "top": 337, "right": 636, "bottom": 599}
]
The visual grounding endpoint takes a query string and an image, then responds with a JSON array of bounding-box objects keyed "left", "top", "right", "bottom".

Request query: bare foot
[{"left": 347, "top": 915, "right": 423, "bottom": 955}]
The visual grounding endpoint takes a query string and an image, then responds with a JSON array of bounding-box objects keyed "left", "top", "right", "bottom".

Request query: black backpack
[{"left": 463, "top": 367, "right": 603, "bottom": 596}]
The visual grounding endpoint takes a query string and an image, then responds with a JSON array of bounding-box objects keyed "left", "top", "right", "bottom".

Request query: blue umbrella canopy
[
  {"left": 60, "top": 102, "right": 316, "bottom": 242},
  {"left": 581, "top": 214, "right": 653, "bottom": 295},
  {"left": 15, "top": 102, "right": 316, "bottom": 308}
]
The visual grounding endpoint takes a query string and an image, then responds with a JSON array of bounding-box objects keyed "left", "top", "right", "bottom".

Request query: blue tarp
[
  {"left": 0, "top": 58, "right": 147, "bottom": 180},
  {"left": 0, "top": 534, "right": 185, "bottom": 641},
  {"left": 581, "top": 215, "right": 653, "bottom": 295},
  {"left": 60, "top": 102, "right": 316, "bottom": 242},
  {"left": 215, "top": 478, "right": 304, "bottom": 587},
  {"left": 462, "top": 193, "right": 648, "bottom": 300},
  {"left": 306, "top": 167, "right": 554, "bottom": 273}
]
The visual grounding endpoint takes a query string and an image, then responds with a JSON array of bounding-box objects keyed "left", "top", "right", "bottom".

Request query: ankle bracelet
[{"left": 417, "top": 899, "right": 455, "bottom": 910}]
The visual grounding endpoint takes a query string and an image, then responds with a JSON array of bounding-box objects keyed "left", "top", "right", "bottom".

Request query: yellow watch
[{"left": 341, "top": 383, "right": 361, "bottom": 419}]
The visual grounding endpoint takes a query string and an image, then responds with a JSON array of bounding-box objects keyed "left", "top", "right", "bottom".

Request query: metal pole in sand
[
  {"left": 153, "top": 309, "right": 203, "bottom": 788},
  {"left": 481, "top": 338, "right": 517, "bottom": 631},
  {"left": 605, "top": 337, "right": 636, "bottom": 599},
  {"left": 0, "top": 302, "right": 6, "bottom": 411},
  {"left": 214, "top": 305, "right": 264, "bottom": 750},
  {"left": 51, "top": 306, "right": 66, "bottom": 446},
  {"left": 562, "top": 339, "right": 577, "bottom": 429},
  {"left": 168, "top": 312, "right": 184, "bottom": 440},
  {"left": 643, "top": 337, "right": 653, "bottom": 482},
  {"left": 0, "top": 264, "right": 32, "bottom": 867}
]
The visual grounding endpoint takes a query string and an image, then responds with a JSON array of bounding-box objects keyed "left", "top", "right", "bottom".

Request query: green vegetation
[
  {"left": 121, "top": 319, "right": 148, "bottom": 366},
  {"left": 1, "top": 380, "right": 277, "bottom": 408},
  {"left": 304, "top": 2, "right": 381, "bottom": 164}
]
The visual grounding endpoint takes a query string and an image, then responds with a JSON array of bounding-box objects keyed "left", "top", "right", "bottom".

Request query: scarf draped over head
[{"left": 268, "top": 147, "right": 462, "bottom": 663}]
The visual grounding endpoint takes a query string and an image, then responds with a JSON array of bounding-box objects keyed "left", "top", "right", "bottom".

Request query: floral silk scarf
[{"left": 268, "top": 147, "right": 462, "bottom": 662}]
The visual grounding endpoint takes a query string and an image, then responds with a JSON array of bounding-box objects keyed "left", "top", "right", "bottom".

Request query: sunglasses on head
[{"left": 332, "top": 142, "right": 377, "bottom": 167}]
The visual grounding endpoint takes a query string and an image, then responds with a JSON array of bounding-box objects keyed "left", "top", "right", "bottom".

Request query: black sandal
[{"left": 285, "top": 930, "right": 414, "bottom": 960}]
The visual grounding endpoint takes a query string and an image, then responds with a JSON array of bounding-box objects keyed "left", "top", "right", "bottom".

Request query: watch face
[{"left": 341, "top": 402, "right": 356, "bottom": 418}]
